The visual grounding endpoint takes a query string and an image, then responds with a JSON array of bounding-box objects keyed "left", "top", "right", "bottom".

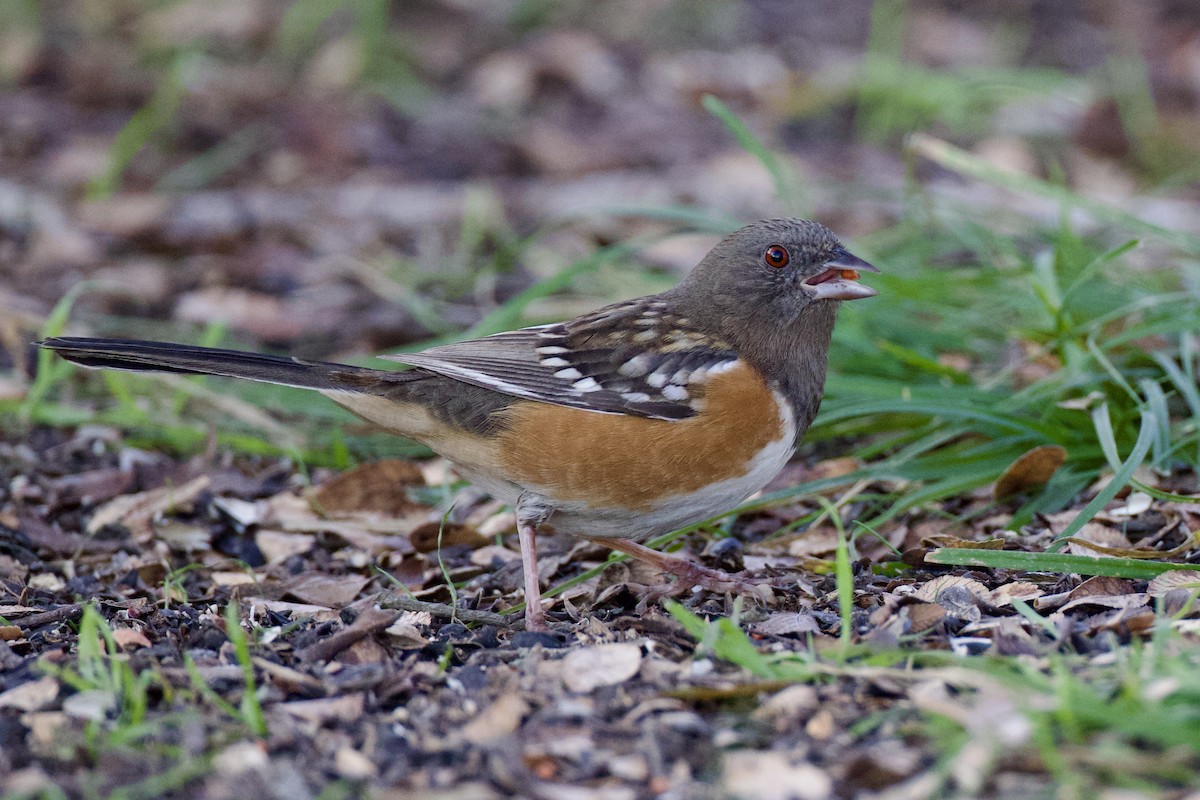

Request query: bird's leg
[
  {"left": 596, "top": 538, "right": 773, "bottom": 603},
  {"left": 515, "top": 492, "right": 555, "bottom": 632}
]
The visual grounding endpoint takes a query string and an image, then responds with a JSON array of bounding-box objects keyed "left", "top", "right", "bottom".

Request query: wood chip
[
  {"left": 459, "top": 693, "right": 529, "bottom": 745},
  {"left": 720, "top": 750, "right": 833, "bottom": 800}
]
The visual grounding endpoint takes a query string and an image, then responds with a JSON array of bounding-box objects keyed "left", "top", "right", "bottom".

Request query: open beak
[{"left": 805, "top": 247, "right": 880, "bottom": 301}]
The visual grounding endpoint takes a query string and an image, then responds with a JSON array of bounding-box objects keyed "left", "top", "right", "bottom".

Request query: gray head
[{"left": 667, "top": 218, "right": 878, "bottom": 338}]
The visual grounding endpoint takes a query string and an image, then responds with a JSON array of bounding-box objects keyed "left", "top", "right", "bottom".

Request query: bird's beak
[{"left": 805, "top": 247, "right": 880, "bottom": 301}]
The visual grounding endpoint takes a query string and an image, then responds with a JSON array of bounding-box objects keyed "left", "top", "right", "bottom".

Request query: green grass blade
[
  {"left": 88, "top": 53, "right": 193, "bottom": 200},
  {"left": 701, "top": 94, "right": 804, "bottom": 213},
  {"left": 926, "top": 548, "right": 1200, "bottom": 579},
  {"left": 1047, "top": 405, "right": 1156, "bottom": 550}
]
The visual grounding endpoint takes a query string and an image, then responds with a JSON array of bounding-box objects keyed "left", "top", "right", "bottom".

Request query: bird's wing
[{"left": 381, "top": 298, "right": 740, "bottom": 421}]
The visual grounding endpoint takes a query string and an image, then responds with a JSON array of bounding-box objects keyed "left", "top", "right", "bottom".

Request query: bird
[{"left": 39, "top": 218, "right": 878, "bottom": 631}]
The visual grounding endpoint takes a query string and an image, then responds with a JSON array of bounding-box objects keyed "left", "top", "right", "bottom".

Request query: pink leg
[
  {"left": 517, "top": 518, "right": 547, "bottom": 632},
  {"left": 598, "top": 538, "right": 773, "bottom": 602},
  {"left": 515, "top": 492, "right": 554, "bottom": 632}
]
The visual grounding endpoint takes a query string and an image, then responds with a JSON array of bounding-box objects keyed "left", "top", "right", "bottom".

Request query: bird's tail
[{"left": 37, "top": 337, "right": 395, "bottom": 393}]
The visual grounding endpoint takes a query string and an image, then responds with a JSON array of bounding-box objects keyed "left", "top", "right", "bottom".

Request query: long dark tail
[{"left": 38, "top": 337, "right": 397, "bottom": 393}]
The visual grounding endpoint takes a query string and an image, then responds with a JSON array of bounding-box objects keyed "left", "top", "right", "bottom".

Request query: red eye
[{"left": 764, "top": 244, "right": 789, "bottom": 268}]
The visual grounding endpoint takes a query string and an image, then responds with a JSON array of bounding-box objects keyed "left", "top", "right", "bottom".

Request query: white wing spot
[
  {"left": 633, "top": 330, "right": 659, "bottom": 343},
  {"left": 634, "top": 317, "right": 658, "bottom": 327},
  {"left": 661, "top": 384, "right": 690, "bottom": 401},
  {"left": 539, "top": 357, "right": 569, "bottom": 367},
  {"left": 554, "top": 367, "right": 583, "bottom": 380},
  {"left": 535, "top": 346, "right": 569, "bottom": 355},
  {"left": 670, "top": 369, "right": 691, "bottom": 384},
  {"left": 573, "top": 377, "right": 601, "bottom": 392},
  {"left": 618, "top": 354, "right": 652, "bottom": 377},
  {"left": 706, "top": 359, "right": 740, "bottom": 376},
  {"left": 646, "top": 371, "right": 668, "bottom": 388},
  {"left": 621, "top": 391, "right": 651, "bottom": 402}
]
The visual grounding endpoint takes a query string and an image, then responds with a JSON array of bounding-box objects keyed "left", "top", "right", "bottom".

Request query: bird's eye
[{"left": 764, "top": 244, "right": 790, "bottom": 268}]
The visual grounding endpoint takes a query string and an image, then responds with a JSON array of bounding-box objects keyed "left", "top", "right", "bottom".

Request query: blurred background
[{"left": 2, "top": 0, "right": 1199, "bottom": 470}]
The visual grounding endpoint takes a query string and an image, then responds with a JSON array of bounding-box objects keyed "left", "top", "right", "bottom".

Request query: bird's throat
[{"left": 741, "top": 302, "right": 839, "bottom": 436}]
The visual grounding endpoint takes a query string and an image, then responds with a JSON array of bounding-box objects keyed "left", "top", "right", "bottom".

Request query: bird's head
[{"left": 669, "top": 217, "right": 879, "bottom": 337}]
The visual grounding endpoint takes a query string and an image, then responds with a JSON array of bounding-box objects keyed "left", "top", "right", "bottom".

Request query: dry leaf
[
  {"left": 988, "top": 581, "right": 1043, "bottom": 607},
  {"left": 22, "top": 712, "right": 69, "bottom": 748},
  {"left": 993, "top": 445, "right": 1067, "bottom": 500},
  {"left": 154, "top": 520, "right": 212, "bottom": 552},
  {"left": 1147, "top": 571, "right": 1200, "bottom": 597},
  {"left": 211, "top": 496, "right": 261, "bottom": 527},
  {"left": 786, "top": 528, "right": 839, "bottom": 557},
  {"left": 282, "top": 572, "right": 369, "bottom": 607},
  {"left": 1102, "top": 491, "right": 1153, "bottom": 519},
  {"left": 339, "top": 636, "right": 390, "bottom": 665},
  {"left": 1063, "top": 523, "right": 1132, "bottom": 556},
  {"left": 112, "top": 626, "right": 152, "bottom": 650},
  {"left": 86, "top": 475, "right": 210, "bottom": 538},
  {"left": 913, "top": 575, "right": 990, "bottom": 605},
  {"left": 753, "top": 613, "right": 821, "bottom": 636},
  {"left": 63, "top": 690, "right": 115, "bottom": 721},
  {"left": 1060, "top": 592, "right": 1142, "bottom": 618},
  {"left": 282, "top": 693, "right": 366, "bottom": 726},
  {"left": 752, "top": 685, "right": 819, "bottom": 724},
  {"left": 265, "top": 493, "right": 418, "bottom": 554},
  {"left": 250, "top": 657, "right": 324, "bottom": 695},
  {"left": 28, "top": 574, "right": 65, "bottom": 593},
  {"left": 211, "top": 741, "right": 269, "bottom": 775},
  {"left": 921, "top": 534, "right": 1005, "bottom": 550},
  {"left": 312, "top": 460, "right": 425, "bottom": 515},
  {"left": 210, "top": 572, "right": 258, "bottom": 587},
  {"left": 1067, "top": 576, "right": 1134, "bottom": 600},
  {"left": 561, "top": 643, "right": 643, "bottom": 693},
  {"left": 409, "top": 521, "right": 490, "bottom": 553},
  {"left": 243, "top": 597, "right": 335, "bottom": 616},
  {"left": 254, "top": 529, "right": 314, "bottom": 562},
  {"left": 903, "top": 602, "right": 946, "bottom": 633},
  {"left": 384, "top": 619, "right": 429, "bottom": 649},
  {"left": 334, "top": 747, "right": 377, "bottom": 780},
  {"left": 0, "top": 677, "right": 59, "bottom": 712}
]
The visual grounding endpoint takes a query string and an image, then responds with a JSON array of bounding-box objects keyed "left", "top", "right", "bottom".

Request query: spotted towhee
[{"left": 40, "top": 218, "right": 879, "bottom": 630}]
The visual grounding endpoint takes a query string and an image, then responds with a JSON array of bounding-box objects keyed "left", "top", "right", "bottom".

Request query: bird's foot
[{"left": 597, "top": 538, "right": 774, "bottom": 605}]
